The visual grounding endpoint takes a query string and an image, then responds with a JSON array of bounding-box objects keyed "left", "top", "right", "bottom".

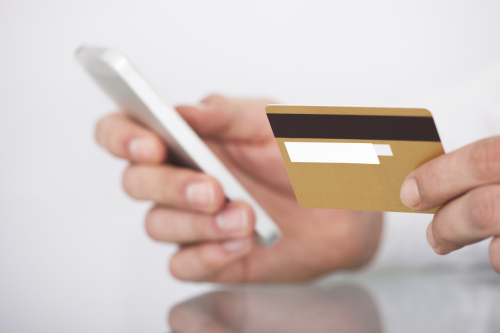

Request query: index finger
[{"left": 400, "top": 136, "right": 500, "bottom": 211}]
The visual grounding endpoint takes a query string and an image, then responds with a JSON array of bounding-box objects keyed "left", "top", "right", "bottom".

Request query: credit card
[{"left": 266, "top": 105, "right": 445, "bottom": 213}]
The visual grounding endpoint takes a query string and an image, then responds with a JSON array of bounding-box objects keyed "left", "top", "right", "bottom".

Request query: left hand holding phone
[{"left": 95, "top": 94, "right": 383, "bottom": 283}]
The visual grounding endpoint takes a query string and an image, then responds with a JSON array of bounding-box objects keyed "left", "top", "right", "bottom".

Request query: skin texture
[
  {"left": 95, "top": 95, "right": 383, "bottom": 283},
  {"left": 400, "top": 136, "right": 500, "bottom": 273}
]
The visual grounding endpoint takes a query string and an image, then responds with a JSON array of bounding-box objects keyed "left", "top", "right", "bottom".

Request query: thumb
[{"left": 175, "top": 94, "right": 275, "bottom": 142}]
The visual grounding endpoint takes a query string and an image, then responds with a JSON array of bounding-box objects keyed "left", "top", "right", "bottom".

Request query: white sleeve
[{"left": 369, "top": 62, "right": 500, "bottom": 271}]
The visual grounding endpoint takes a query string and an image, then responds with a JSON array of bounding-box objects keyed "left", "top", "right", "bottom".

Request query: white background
[{"left": 1, "top": 1, "right": 500, "bottom": 332}]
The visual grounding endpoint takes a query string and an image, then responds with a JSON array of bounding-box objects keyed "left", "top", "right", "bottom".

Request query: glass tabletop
[{"left": 167, "top": 268, "right": 500, "bottom": 333}]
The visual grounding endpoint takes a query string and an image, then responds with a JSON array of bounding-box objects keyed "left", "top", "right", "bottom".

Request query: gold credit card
[{"left": 266, "top": 105, "right": 445, "bottom": 213}]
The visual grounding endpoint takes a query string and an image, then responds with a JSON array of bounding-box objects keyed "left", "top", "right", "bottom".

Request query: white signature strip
[
  {"left": 373, "top": 144, "right": 393, "bottom": 156},
  {"left": 284, "top": 142, "right": 383, "bottom": 164}
]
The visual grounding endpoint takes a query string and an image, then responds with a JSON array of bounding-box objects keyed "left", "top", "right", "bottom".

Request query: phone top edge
[{"left": 76, "top": 47, "right": 131, "bottom": 77}]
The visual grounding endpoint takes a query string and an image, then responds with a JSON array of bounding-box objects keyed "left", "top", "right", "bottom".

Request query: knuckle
[
  {"left": 471, "top": 139, "right": 500, "bottom": 180},
  {"left": 202, "top": 93, "right": 225, "bottom": 105},
  {"left": 419, "top": 162, "right": 444, "bottom": 201},
  {"left": 169, "top": 247, "right": 221, "bottom": 282},
  {"left": 468, "top": 187, "right": 500, "bottom": 231},
  {"left": 432, "top": 215, "right": 454, "bottom": 245}
]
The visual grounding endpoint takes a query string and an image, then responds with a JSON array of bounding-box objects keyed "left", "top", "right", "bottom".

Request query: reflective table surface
[{"left": 167, "top": 269, "right": 500, "bottom": 333}]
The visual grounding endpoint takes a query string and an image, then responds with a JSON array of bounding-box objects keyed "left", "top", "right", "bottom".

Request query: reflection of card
[{"left": 266, "top": 105, "right": 445, "bottom": 213}]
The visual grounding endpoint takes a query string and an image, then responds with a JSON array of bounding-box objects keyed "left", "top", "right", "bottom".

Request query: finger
[
  {"left": 490, "top": 236, "right": 500, "bottom": 274},
  {"left": 169, "top": 237, "right": 255, "bottom": 281},
  {"left": 175, "top": 94, "right": 275, "bottom": 142},
  {"left": 145, "top": 202, "right": 255, "bottom": 244},
  {"left": 123, "top": 164, "right": 225, "bottom": 213},
  {"left": 95, "top": 113, "right": 166, "bottom": 163},
  {"left": 400, "top": 136, "right": 500, "bottom": 211},
  {"left": 426, "top": 184, "right": 500, "bottom": 255}
]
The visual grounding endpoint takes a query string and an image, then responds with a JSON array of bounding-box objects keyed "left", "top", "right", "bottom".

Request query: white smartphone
[{"left": 75, "top": 46, "right": 281, "bottom": 247}]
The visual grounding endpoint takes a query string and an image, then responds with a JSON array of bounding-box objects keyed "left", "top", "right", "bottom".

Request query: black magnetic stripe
[{"left": 267, "top": 113, "right": 441, "bottom": 142}]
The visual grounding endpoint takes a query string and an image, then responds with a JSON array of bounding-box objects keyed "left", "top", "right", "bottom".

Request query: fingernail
[
  {"left": 129, "top": 138, "right": 156, "bottom": 161},
  {"left": 216, "top": 207, "right": 248, "bottom": 231},
  {"left": 222, "top": 238, "right": 251, "bottom": 253},
  {"left": 400, "top": 178, "right": 421, "bottom": 209},
  {"left": 426, "top": 222, "right": 439, "bottom": 252},
  {"left": 186, "top": 182, "right": 214, "bottom": 207}
]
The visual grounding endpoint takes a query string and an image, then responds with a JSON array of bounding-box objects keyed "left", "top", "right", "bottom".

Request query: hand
[
  {"left": 400, "top": 136, "right": 500, "bottom": 273},
  {"left": 95, "top": 94, "right": 382, "bottom": 282}
]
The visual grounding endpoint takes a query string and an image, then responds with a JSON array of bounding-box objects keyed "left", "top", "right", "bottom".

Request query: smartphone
[{"left": 75, "top": 46, "right": 281, "bottom": 247}]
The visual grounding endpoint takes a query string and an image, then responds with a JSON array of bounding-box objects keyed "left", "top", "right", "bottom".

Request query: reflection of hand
[
  {"left": 169, "top": 286, "right": 382, "bottom": 333},
  {"left": 400, "top": 136, "right": 500, "bottom": 272},
  {"left": 95, "top": 94, "right": 382, "bottom": 282}
]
